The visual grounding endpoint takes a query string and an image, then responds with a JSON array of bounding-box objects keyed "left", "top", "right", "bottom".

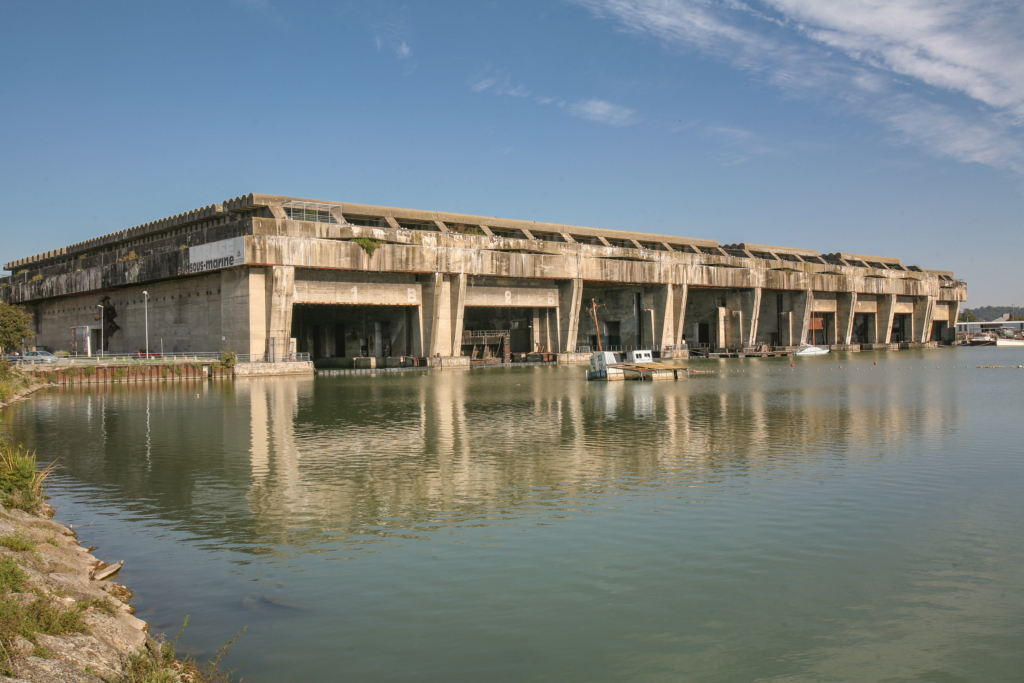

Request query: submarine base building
[{"left": 1, "top": 193, "right": 967, "bottom": 364}]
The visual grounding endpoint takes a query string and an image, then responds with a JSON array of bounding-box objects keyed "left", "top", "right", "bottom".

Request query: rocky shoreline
[
  {"left": 0, "top": 502, "right": 152, "bottom": 682},
  {"left": 0, "top": 371, "right": 222, "bottom": 683}
]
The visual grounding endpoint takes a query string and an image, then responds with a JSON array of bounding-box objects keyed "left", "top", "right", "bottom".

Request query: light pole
[
  {"left": 143, "top": 291, "right": 149, "bottom": 357},
  {"left": 97, "top": 304, "right": 104, "bottom": 355}
]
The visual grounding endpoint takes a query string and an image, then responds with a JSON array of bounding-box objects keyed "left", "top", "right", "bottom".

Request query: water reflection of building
[{"left": 240, "top": 366, "right": 960, "bottom": 546}]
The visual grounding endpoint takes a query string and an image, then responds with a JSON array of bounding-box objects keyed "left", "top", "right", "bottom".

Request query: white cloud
[
  {"left": 569, "top": 99, "right": 640, "bottom": 126},
  {"left": 470, "top": 71, "right": 531, "bottom": 97},
  {"left": 573, "top": 0, "right": 1024, "bottom": 171},
  {"left": 394, "top": 40, "right": 411, "bottom": 58}
]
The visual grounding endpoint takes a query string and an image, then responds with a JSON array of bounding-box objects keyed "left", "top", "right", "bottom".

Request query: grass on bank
[
  {"left": 0, "top": 362, "right": 33, "bottom": 405},
  {"left": 0, "top": 438, "right": 55, "bottom": 515}
]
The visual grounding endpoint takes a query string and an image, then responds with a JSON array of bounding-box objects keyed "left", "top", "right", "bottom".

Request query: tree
[
  {"left": 958, "top": 309, "right": 978, "bottom": 322},
  {"left": 0, "top": 302, "right": 33, "bottom": 353}
]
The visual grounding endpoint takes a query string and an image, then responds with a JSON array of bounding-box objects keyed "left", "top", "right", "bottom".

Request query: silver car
[{"left": 7, "top": 350, "right": 59, "bottom": 364}]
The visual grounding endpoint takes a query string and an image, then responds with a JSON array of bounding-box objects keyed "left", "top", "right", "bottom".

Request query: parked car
[
  {"left": 132, "top": 350, "right": 162, "bottom": 359},
  {"left": 8, "top": 350, "right": 59, "bottom": 364}
]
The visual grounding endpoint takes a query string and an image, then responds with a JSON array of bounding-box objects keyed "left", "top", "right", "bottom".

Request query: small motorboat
[{"left": 795, "top": 345, "right": 829, "bottom": 356}]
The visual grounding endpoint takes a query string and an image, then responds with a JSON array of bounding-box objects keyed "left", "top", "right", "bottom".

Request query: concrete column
[
  {"left": 913, "top": 295, "right": 935, "bottom": 343},
  {"left": 731, "top": 310, "right": 744, "bottom": 348},
  {"left": 877, "top": 294, "right": 896, "bottom": 343},
  {"left": 673, "top": 283, "right": 688, "bottom": 347},
  {"left": 265, "top": 266, "right": 295, "bottom": 361},
  {"left": 716, "top": 307, "right": 728, "bottom": 350},
  {"left": 373, "top": 322, "right": 383, "bottom": 357},
  {"left": 744, "top": 287, "right": 761, "bottom": 347},
  {"left": 792, "top": 290, "right": 813, "bottom": 345},
  {"left": 837, "top": 292, "right": 857, "bottom": 345},
  {"left": 651, "top": 285, "right": 674, "bottom": 350},
  {"left": 948, "top": 301, "right": 961, "bottom": 342},
  {"left": 547, "top": 308, "right": 558, "bottom": 352},
  {"left": 780, "top": 311, "right": 793, "bottom": 346},
  {"left": 422, "top": 273, "right": 452, "bottom": 357},
  {"left": 557, "top": 278, "right": 583, "bottom": 352},
  {"left": 531, "top": 308, "right": 542, "bottom": 351},
  {"left": 449, "top": 274, "right": 467, "bottom": 356}
]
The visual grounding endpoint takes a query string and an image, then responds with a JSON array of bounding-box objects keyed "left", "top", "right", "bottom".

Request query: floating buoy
[{"left": 874, "top": 361, "right": 877, "bottom": 365}]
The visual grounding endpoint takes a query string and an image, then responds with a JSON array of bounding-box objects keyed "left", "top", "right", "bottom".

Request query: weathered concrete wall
[
  {"left": 233, "top": 361, "right": 315, "bottom": 376},
  {"left": 26, "top": 272, "right": 242, "bottom": 355}
]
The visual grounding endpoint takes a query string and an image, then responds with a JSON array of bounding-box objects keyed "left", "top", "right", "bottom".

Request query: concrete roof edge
[
  {"left": 825, "top": 252, "right": 902, "bottom": 264},
  {"left": 726, "top": 243, "right": 819, "bottom": 257},
  {"left": 334, "top": 201, "right": 719, "bottom": 247}
]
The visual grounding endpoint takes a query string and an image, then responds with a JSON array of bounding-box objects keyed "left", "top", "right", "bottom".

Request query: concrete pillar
[
  {"left": 265, "top": 266, "right": 294, "bottom": 361},
  {"left": 780, "top": 311, "right": 793, "bottom": 346},
  {"left": 792, "top": 290, "right": 813, "bottom": 346},
  {"left": 877, "top": 294, "right": 896, "bottom": 343},
  {"left": 558, "top": 278, "right": 583, "bottom": 353},
  {"left": 948, "top": 301, "right": 961, "bottom": 342},
  {"left": 531, "top": 308, "right": 542, "bottom": 351},
  {"left": 373, "top": 322, "right": 383, "bottom": 357},
  {"left": 716, "top": 307, "right": 728, "bottom": 350},
  {"left": 450, "top": 274, "right": 467, "bottom": 356},
  {"left": 673, "top": 283, "right": 688, "bottom": 347},
  {"left": 731, "top": 310, "right": 744, "bottom": 348},
  {"left": 651, "top": 285, "right": 674, "bottom": 350},
  {"left": 837, "top": 292, "right": 857, "bottom": 345},
  {"left": 422, "top": 273, "right": 452, "bottom": 357},
  {"left": 744, "top": 287, "right": 761, "bottom": 347},
  {"left": 913, "top": 295, "right": 935, "bottom": 343}
]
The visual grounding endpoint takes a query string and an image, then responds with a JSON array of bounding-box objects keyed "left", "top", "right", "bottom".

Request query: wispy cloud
[
  {"left": 470, "top": 69, "right": 634, "bottom": 126},
  {"left": 572, "top": 0, "right": 1024, "bottom": 171},
  {"left": 367, "top": 7, "right": 414, "bottom": 64},
  {"left": 470, "top": 71, "right": 531, "bottom": 97},
  {"left": 234, "top": 0, "right": 286, "bottom": 26},
  {"left": 569, "top": 99, "right": 640, "bottom": 126}
]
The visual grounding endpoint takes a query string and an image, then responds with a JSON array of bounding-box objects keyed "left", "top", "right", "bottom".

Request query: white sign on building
[{"left": 186, "top": 237, "right": 246, "bottom": 274}]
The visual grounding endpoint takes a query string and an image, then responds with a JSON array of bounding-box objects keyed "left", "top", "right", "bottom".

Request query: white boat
[
  {"left": 995, "top": 338, "right": 1024, "bottom": 346},
  {"left": 795, "top": 345, "right": 829, "bottom": 355}
]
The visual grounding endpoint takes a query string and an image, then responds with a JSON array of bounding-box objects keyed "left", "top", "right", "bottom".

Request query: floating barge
[{"left": 587, "top": 351, "right": 688, "bottom": 382}]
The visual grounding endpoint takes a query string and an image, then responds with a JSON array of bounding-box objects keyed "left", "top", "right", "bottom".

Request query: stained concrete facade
[{"left": 1, "top": 194, "right": 967, "bottom": 360}]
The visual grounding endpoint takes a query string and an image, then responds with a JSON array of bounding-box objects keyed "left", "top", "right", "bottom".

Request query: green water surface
[{"left": 2, "top": 348, "right": 1022, "bottom": 682}]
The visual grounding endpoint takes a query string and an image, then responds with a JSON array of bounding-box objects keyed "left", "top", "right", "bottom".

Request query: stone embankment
[{"left": 0, "top": 502, "right": 152, "bottom": 682}]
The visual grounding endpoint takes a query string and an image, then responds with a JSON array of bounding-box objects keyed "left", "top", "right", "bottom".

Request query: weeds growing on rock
[
  {"left": 124, "top": 617, "right": 245, "bottom": 683},
  {"left": 0, "top": 440, "right": 56, "bottom": 514},
  {"left": 0, "top": 533, "right": 36, "bottom": 553},
  {"left": 0, "top": 557, "right": 91, "bottom": 675}
]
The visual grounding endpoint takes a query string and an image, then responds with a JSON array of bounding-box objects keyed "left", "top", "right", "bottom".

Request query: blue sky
[{"left": 1, "top": 0, "right": 1021, "bottom": 306}]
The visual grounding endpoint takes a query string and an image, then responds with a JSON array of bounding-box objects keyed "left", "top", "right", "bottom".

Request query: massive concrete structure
[{"left": 1, "top": 193, "right": 966, "bottom": 361}]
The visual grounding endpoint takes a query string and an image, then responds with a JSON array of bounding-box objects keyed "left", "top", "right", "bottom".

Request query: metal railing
[{"left": 12, "top": 352, "right": 310, "bottom": 366}]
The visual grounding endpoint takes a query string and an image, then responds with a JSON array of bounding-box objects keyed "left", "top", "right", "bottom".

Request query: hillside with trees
[{"left": 959, "top": 306, "right": 1024, "bottom": 322}]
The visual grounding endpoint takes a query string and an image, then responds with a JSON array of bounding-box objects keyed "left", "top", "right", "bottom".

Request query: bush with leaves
[{"left": 0, "top": 303, "right": 32, "bottom": 355}]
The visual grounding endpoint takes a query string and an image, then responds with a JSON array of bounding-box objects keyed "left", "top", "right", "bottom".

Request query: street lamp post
[
  {"left": 143, "top": 291, "right": 149, "bottom": 357},
  {"left": 97, "top": 304, "right": 104, "bottom": 355}
]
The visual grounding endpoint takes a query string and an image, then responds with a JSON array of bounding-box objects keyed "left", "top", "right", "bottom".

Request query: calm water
[{"left": 2, "top": 349, "right": 1023, "bottom": 682}]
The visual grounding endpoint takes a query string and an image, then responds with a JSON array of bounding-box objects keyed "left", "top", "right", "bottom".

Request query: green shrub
[
  {"left": 353, "top": 238, "right": 385, "bottom": 257},
  {"left": 219, "top": 349, "right": 237, "bottom": 368}
]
